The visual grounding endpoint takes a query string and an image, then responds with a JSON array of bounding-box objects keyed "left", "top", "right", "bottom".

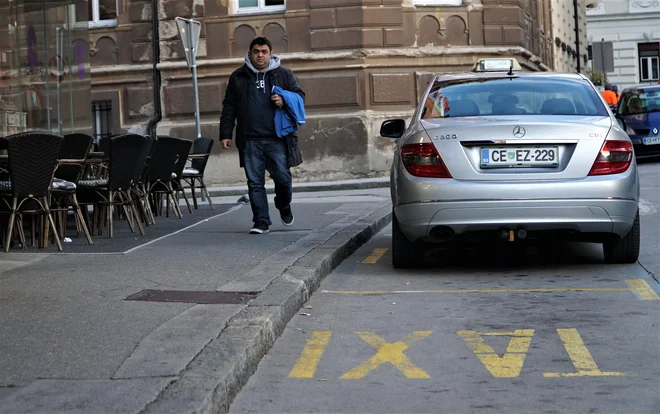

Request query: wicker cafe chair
[
  {"left": 0, "top": 131, "right": 63, "bottom": 252},
  {"left": 171, "top": 138, "right": 193, "bottom": 214},
  {"left": 130, "top": 135, "right": 156, "bottom": 226},
  {"left": 51, "top": 133, "right": 94, "bottom": 245},
  {"left": 181, "top": 136, "right": 214, "bottom": 210},
  {"left": 77, "top": 133, "right": 146, "bottom": 238},
  {"left": 147, "top": 136, "right": 184, "bottom": 219}
]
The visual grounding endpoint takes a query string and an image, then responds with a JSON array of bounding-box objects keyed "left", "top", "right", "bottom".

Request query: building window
[
  {"left": 638, "top": 43, "right": 660, "bottom": 82},
  {"left": 70, "top": 0, "right": 117, "bottom": 28},
  {"left": 235, "top": 0, "right": 285, "bottom": 14},
  {"left": 92, "top": 101, "right": 112, "bottom": 144}
]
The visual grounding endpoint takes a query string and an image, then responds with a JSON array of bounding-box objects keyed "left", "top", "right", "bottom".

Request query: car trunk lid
[{"left": 421, "top": 115, "right": 612, "bottom": 181}]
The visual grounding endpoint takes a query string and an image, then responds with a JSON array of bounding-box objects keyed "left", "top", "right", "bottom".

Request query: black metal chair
[
  {"left": 52, "top": 133, "right": 94, "bottom": 244},
  {"left": 181, "top": 136, "right": 214, "bottom": 210},
  {"left": 77, "top": 133, "right": 146, "bottom": 238},
  {"left": 171, "top": 138, "right": 193, "bottom": 214},
  {"left": 130, "top": 135, "right": 156, "bottom": 226},
  {"left": 147, "top": 136, "right": 184, "bottom": 218},
  {"left": 0, "top": 131, "right": 63, "bottom": 252}
]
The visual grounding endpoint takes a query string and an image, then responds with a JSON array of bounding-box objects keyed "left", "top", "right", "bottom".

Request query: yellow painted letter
[
  {"left": 340, "top": 331, "right": 432, "bottom": 379},
  {"left": 543, "top": 328, "right": 633, "bottom": 378},
  {"left": 458, "top": 329, "right": 534, "bottom": 378},
  {"left": 289, "top": 331, "right": 332, "bottom": 378}
]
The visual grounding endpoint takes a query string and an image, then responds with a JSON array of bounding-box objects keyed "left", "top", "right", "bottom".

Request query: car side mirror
[
  {"left": 380, "top": 119, "right": 406, "bottom": 139},
  {"left": 615, "top": 116, "right": 626, "bottom": 131}
]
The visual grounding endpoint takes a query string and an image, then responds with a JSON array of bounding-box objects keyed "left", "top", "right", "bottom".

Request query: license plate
[
  {"left": 642, "top": 136, "right": 660, "bottom": 145},
  {"left": 480, "top": 146, "right": 559, "bottom": 168}
]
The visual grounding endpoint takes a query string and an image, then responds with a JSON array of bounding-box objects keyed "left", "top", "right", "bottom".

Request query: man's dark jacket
[{"left": 219, "top": 63, "right": 305, "bottom": 168}]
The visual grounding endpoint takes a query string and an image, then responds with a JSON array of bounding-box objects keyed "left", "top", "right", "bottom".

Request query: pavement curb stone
[
  {"left": 142, "top": 205, "right": 392, "bottom": 414},
  {"left": 205, "top": 177, "right": 390, "bottom": 198}
]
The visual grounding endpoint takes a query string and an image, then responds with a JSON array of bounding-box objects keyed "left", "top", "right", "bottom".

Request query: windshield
[
  {"left": 421, "top": 77, "right": 608, "bottom": 119},
  {"left": 617, "top": 88, "right": 660, "bottom": 115}
]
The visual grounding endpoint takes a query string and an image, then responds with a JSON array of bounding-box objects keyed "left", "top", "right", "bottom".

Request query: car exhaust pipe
[{"left": 430, "top": 226, "right": 454, "bottom": 242}]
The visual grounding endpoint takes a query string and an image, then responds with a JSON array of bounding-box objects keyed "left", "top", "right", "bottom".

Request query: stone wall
[{"left": 89, "top": 0, "right": 556, "bottom": 185}]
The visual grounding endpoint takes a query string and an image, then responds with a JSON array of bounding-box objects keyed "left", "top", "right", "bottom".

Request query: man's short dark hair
[{"left": 249, "top": 37, "right": 272, "bottom": 52}]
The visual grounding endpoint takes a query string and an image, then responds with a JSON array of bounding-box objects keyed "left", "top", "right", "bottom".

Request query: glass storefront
[{"left": 0, "top": 0, "right": 91, "bottom": 137}]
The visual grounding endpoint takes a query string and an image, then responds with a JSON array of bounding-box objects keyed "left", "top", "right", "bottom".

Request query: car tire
[
  {"left": 603, "top": 211, "right": 640, "bottom": 264},
  {"left": 392, "top": 212, "right": 425, "bottom": 269}
]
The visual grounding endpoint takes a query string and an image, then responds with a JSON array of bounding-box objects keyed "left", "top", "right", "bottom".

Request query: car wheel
[
  {"left": 603, "top": 211, "right": 640, "bottom": 264},
  {"left": 392, "top": 212, "right": 425, "bottom": 268}
]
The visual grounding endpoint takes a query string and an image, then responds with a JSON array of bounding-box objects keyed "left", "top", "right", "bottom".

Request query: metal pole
[
  {"left": 43, "top": 9, "right": 51, "bottom": 132},
  {"left": 601, "top": 37, "right": 607, "bottom": 84},
  {"left": 56, "top": 26, "right": 62, "bottom": 135},
  {"left": 189, "top": 19, "right": 201, "bottom": 139},
  {"left": 67, "top": 19, "right": 74, "bottom": 132},
  {"left": 574, "top": 0, "right": 581, "bottom": 73}
]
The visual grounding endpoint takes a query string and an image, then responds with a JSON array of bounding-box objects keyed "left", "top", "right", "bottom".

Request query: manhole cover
[{"left": 125, "top": 289, "right": 258, "bottom": 305}]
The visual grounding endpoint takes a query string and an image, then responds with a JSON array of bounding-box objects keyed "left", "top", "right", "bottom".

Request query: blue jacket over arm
[{"left": 272, "top": 85, "right": 306, "bottom": 138}]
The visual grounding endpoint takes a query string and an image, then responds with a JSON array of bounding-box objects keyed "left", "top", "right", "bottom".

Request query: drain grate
[{"left": 125, "top": 289, "right": 258, "bottom": 305}]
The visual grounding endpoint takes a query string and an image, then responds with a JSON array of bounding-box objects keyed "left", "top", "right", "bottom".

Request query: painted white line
[
  {"left": 639, "top": 198, "right": 657, "bottom": 216},
  {"left": 122, "top": 205, "right": 244, "bottom": 254}
]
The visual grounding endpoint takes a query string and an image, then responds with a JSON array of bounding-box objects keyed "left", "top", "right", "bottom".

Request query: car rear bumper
[
  {"left": 392, "top": 165, "right": 640, "bottom": 242},
  {"left": 395, "top": 198, "right": 639, "bottom": 242}
]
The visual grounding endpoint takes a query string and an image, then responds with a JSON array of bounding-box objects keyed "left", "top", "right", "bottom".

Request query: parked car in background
[
  {"left": 380, "top": 58, "right": 640, "bottom": 269},
  {"left": 615, "top": 84, "right": 660, "bottom": 159}
]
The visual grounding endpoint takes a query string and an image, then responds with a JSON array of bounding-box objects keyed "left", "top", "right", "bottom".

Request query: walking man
[{"left": 219, "top": 37, "right": 305, "bottom": 234}]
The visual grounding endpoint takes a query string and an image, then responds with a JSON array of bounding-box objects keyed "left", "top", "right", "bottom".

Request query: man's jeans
[{"left": 244, "top": 139, "right": 292, "bottom": 225}]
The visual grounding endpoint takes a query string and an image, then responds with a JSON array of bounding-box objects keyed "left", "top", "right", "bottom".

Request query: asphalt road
[{"left": 230, "top": 163, "right": 660, "bottom": 414}]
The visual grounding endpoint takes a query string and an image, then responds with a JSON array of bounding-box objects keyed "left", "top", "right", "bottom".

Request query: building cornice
[
  {"left": 155, "top": 46, "right": 541, "bottom": 71},
  {"left": 587, "top": 12, "right": 660, "bottom": 22},
  {"left": 89, "top": 46, "right": 551, "bottom": 75}
]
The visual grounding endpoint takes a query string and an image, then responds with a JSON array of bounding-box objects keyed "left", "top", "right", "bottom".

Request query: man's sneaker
[
  {"left": 249, "top": 222, "right": 269, "bottom": 234},
  {"left": 280, "top": 205, "right": 294, "bottom": 226}
]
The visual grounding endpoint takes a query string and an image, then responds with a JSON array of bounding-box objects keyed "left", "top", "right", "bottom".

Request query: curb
[
  {"left": 205, "top": 178, "right": 390, "bottom": 198},
  {"left": 143, "top": 205, "right": 392, "bottom": 414}
]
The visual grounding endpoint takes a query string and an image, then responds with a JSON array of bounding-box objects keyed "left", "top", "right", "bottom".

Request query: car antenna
[{"left": 507, "top": 63, "right": 514, "bottom": 76}]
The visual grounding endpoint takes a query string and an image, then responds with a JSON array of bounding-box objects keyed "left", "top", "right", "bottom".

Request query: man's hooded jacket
[{"left": 220, "top": 54, "right": 305, "bottom": 168}]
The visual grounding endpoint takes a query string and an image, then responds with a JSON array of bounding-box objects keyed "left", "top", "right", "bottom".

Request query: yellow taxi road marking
[
  {"left": 543, "top": 328, "right": 634, "bottom": 378},
  {"left": 481, "top": 330, "right": 535, "bottom": 337},
  {"left": 362, "top": 248, "right": 388, "bottom": 264},
  {"left": 289, "top": 331, "right": 333, "bottom": 378},
  {"left": 323, "top": 287, "right": 632, "bottom": 295},
  {"left": 340, "top": 331, "right": 432, "bottom": 379},
  {"left": 458, "top": 330, "right": 534, "bottom": 378},
  {"left": 627, "top": 279, "right": 659, "bottom": 300}
]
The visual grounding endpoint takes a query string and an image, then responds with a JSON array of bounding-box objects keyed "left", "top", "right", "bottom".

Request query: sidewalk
[{"left": 0, "top": 185, "right": 392, "bottom": 413}]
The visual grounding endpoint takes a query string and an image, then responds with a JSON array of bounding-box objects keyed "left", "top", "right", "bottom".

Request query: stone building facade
[
  {"left": 89, "top": 0, "right": 571, "bottom": 185},
  {"left": 550, "top": 0, "right": 594, "bottom": 73}
]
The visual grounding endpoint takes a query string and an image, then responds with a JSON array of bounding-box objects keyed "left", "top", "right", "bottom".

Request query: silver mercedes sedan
[{"left": 380, "top": 60, "right": 640, "bottom": 268}]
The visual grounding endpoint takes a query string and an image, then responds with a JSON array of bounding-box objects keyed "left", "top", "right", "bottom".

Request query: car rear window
[
  {"left": 421, "top": 77, "right": 608, "bottom": 119},
  {"left": 617, "top": 88, "right": 660, "bottom": 115}
]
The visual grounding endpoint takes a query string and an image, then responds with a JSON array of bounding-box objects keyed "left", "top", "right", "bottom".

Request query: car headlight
[{"left": 625, "top": 126, "right": 636, "bottom": 135}]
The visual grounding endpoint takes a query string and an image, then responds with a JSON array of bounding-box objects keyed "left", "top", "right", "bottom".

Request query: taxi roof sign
[{"left": 472, "top": 58, "right": 522, "bottom": 73}]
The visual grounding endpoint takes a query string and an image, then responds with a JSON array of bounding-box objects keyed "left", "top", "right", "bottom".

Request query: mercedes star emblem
[
  {"left": 653, "top": 127, "right": 659, "bottom": 135},
  {"left": 513, "top": 126, "right": 526, "bottom": 138}
]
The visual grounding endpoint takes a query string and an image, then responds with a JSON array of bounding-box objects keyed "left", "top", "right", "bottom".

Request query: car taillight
[
  {"left": 401, "top": 143, "right": 452, "bottom": 178},
  {"left": 588, "top": 140, "right": 633, "bottom": 176}
]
